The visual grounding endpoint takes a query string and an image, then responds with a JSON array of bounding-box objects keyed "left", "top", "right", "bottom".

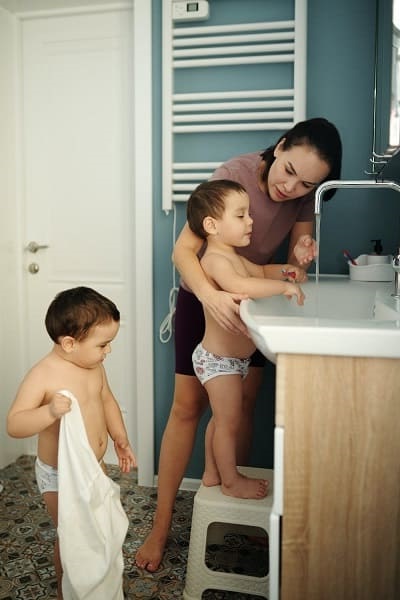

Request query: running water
[
  {"left": 315, "top": 213, "right": 321, "bottom": 284},
  {"left": 314, "top": 214, "right": 321, "bottom": 317}
]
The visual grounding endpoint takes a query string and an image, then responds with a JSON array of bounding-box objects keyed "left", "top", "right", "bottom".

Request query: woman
[{"left": 136, "top": 117, "right": 342, "bottom": 571}]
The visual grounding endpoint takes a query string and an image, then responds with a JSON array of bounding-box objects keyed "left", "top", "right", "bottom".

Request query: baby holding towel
[{"left": 7, "top": 287, "right": 136, "bottom": 599}]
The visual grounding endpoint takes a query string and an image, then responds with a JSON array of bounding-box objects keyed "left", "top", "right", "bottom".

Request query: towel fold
[{"left": 57, "top": 389, "right": 128, "bottom": 600}]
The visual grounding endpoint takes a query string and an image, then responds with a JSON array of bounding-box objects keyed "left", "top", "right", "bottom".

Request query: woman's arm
[
  {"left": 173, "top": 222, "right": 248, "bottom": 333},
  {"left": 172, "top": 222, "right": 212, "bottom": 299}
]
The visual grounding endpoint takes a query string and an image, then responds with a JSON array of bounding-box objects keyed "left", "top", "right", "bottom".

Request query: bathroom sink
[
  {"left": 374, "top": 288, "right": 400, "bottom": 320},
  {"left": 240, "top": 275, "right": 400, "bottom": 363}
]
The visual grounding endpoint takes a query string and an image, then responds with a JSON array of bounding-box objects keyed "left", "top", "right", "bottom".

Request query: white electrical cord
[{"left": 159, "top": 204, "right": 179, "bottom": 343}]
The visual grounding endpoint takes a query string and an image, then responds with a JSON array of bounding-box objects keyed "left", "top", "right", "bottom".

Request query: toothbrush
[
  {"left": 281, "top": 268, "right": 297, "bottom": 279},
  {"left": 343, "top": 249, "right": 357, "bottom": 265}
]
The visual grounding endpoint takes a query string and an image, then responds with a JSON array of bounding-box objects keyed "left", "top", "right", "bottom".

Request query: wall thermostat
[{"left": 172, "top": 1, "right": 210, "bottom": 22}]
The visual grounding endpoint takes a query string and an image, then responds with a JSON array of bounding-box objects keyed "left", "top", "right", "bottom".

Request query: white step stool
[{"left": 183, "top": 466, "right": 274, "bottom": 599}]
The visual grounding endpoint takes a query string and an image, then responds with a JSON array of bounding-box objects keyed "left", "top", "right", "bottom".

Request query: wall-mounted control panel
[{"left": 172, "top": 1, "right": 210, "bottom": 22}]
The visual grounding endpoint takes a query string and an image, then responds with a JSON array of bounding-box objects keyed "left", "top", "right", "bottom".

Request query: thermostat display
[{"left": 172, "top": 0, "right": 209, "bottom": 21}]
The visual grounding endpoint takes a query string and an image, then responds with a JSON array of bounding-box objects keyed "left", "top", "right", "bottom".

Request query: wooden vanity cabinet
[{"left": 275, "top": 354, "right": 400, "bottom": 600}]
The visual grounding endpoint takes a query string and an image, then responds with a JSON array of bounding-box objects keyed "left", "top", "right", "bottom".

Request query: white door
[{"left": 20, "top": 7, "right": 135, "bottom": 464}]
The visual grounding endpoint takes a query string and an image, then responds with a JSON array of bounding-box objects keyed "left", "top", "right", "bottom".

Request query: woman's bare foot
[
  {"left": 135, "top": 527, "right": 168, "bottom": 572},
  {"left": 221, "top": 474, "right": 268, "bottom": 499}
]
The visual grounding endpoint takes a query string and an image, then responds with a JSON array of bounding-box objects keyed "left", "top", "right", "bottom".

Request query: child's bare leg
[
  {"left": 202, "top": 417, "right": 221, "bottom": 486},
  {"left": 53, "top": 538, "right": 62, "bottom": 600},
  {"left": 206, "top": 376, "right": 268, "bottom": 500},
  {"left": 43, "top": 491, "right": 63, "bottom": 599},
  {"left": 216, "top": 425, "right": 268, "bottom": 499},
  {"left": 236, "top": 366, "right": 264, "bottom": 464}
]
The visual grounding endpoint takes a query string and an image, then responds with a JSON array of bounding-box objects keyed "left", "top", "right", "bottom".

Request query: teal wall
[{"left": 152, "top": 0, "right": 400, "bottom": 479}]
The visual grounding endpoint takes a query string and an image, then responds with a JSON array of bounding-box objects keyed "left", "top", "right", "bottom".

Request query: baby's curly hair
[
  {"left": 45, "top": 286, "right": 120, "bottom": 343},
  {"left": 187, "top": 179, "right": 247, "bottom": 239}
]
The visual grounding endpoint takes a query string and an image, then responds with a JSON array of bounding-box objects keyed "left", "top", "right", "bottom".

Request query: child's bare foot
[
  {"left": 202, "top": 468, "right": 221, "bottom": 487},
  {"left": 135, "top": 527, "right": 168, "bottom": 572},
  {"left": 221, "top": 474, "right": 268, "bottom": 499}
]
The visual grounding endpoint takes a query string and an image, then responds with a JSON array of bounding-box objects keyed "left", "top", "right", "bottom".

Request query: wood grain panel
[{"left": 277, "top": 355, "right": 400, "bottom": 600}]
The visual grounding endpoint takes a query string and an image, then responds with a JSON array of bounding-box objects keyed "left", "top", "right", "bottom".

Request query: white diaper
[{"left": 35, "top": 457, "right": 58, "bottom": 494}]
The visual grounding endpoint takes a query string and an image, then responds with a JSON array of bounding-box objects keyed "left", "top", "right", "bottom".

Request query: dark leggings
[{"left": 174, "top": 286, "right": 266, "bottom": 376}]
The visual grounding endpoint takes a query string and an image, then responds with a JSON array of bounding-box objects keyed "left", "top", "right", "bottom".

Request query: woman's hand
[
  {"left": 293, "top": 234, "right": 317, "bottom": 266},
  {"left": 201, "top": 288, "right": 249, "bottom": 335}
]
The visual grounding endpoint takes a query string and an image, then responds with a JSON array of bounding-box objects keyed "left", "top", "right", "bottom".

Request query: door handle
[{"left": 25, "top": 241, "right": 49, "bottom": 253}]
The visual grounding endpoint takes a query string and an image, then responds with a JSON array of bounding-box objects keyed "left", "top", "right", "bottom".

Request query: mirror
[
  {"left": 373, "top": 0, "right": 400, "bottom": 165},
  {"left": 389, "top": 0, "right": 400, "bottom": 147}
]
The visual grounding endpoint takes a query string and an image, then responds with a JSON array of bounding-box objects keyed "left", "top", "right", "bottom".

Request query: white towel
[{"left": 57, "top": 390, "right": 128, "bottom": 600}]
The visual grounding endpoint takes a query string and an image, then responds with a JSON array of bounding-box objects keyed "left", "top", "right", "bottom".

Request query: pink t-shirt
[{"left": 210, "top": 152, "right": 314, "bottom": 264}]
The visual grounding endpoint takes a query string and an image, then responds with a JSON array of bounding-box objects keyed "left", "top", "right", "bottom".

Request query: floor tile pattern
[{"left": 0, "top": 456, "right": 267, "bottom": 599}]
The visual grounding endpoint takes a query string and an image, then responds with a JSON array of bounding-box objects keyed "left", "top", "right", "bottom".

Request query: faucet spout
[{"left": 314, "top": 179, "right": 400, "bottom": 215}]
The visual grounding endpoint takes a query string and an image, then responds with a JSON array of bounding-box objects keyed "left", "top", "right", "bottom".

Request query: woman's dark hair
[
  {"left": 187, "top": 179, "right": 247, "bottom": 239},
  {"left": 45, "top": 286, "right": 120, "bottom": 342},
  {"left": 260, "top": 117, "right": 342, "bottom": 201}
]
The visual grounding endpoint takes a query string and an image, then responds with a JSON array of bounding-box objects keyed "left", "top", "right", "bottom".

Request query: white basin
[
  {"left": 240, "top": 275, "right": 400, "bottom": 363},
  {"left": 374, "top": 289, "right": 400, "bottom": 320}
]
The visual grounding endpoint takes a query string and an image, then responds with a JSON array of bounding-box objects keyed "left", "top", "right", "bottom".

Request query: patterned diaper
[{"left": 192, "top": 343, "right": 251, "bottom": 385}]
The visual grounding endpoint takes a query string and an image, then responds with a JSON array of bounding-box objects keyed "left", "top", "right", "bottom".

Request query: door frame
[{"left": 14, "top": 0, "right": 154, "bottom": 486}]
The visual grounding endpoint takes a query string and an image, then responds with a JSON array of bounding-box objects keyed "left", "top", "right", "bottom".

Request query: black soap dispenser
[
  {"left": 368, "top": 239, "right": 389, "bottom": 264},
  {"left": 371, "top": 239, "right": 383, "bottom": 255}
]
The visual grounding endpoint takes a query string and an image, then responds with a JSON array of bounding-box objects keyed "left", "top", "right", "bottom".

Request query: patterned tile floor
[{"left": 0, "top": 456, "right": 268, "bottom": 599}]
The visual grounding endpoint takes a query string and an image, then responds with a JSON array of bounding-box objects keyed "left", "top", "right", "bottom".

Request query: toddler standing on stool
[{"left": 187, "top": 180, "right": 305, "bottom": 499}]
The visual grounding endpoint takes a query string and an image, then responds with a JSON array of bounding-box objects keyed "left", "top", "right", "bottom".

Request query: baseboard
[
  {"left": 153, "top": 475, "right": 201, "bottom": 493},
  {"left": 179, "top": 477, "right": 202, "bottom": 492}
]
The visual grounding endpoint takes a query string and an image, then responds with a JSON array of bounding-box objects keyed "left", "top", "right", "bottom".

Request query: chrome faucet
[
  {"left": 314, "top": 179, "right": 400, "bottom": 215},
  {"left": 392, "top": 247, "right": 400, "bottom": 298}
]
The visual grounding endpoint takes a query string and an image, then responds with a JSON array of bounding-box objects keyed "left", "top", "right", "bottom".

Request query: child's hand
[
  {"left": 293, "top": 234, "right": 317, "bottom": 266},
  {"left": 114, "top": 436, "right": 137, "bottom": 473},
  {"left": 281, "top": 264, "right": 308, "bottom": 283},
  {"left": 49, "top": 392, "right": 72, "bottom": 419},
  {"left": 283, "top": 282, "right": 305, "bottom": 306}
]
